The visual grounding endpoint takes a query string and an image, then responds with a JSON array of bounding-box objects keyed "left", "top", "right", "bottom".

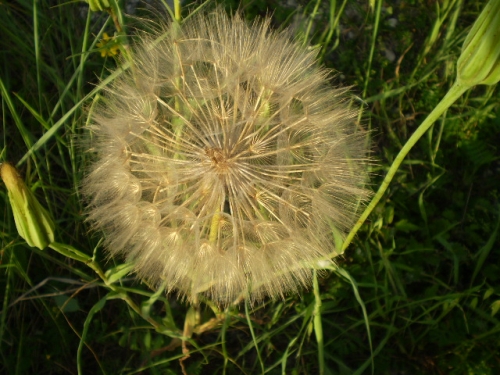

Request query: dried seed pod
[{"left": 82, "top": 9, "right": 370, "bottom": 306}]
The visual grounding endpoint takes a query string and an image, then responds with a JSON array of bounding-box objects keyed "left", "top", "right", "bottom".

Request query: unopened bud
[
  {"left": 1, "top": 163, "right": 55, "bottom": 250},
  {"left": 457, "top": 0, "right": 500, "bottom": 87},
  {"left": 86, "top": 0, "right": 111, "bottom": 12}
]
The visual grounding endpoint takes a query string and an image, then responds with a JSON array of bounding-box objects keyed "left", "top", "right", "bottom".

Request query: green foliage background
[{"left": 1, "top": 0, "right": 499, "bottom": 374}]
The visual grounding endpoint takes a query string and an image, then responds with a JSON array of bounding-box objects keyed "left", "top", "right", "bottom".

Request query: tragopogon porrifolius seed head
[{"left": 82, "top": 9, "right": 370, "bottom": 306}]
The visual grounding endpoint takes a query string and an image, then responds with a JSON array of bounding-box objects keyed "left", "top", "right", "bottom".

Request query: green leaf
[
  {"left": 394, "top": 219, "right": 420, "bottom": 232},
  {"left": 105, "top": 262, "right": 135, "bottom": 284},
  {"left": 491, "top": 300, "right": 500, "bottom": 317},
  {"left": 49, "top": 242, "right": 91, "bottom": 263}
]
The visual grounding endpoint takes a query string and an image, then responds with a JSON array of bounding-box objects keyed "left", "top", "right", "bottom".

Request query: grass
[{"left": 1, "top": 0, "right": 500, "bottom": 374}]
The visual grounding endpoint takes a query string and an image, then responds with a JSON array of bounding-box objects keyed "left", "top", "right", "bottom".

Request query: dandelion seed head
[{"left": 82, "top": 9, "right": 370, "bottom": 306}]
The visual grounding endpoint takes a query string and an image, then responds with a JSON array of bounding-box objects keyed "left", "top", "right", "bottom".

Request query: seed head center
[{"left": 205, "top": 147, "right": 231, "bottom": 171}]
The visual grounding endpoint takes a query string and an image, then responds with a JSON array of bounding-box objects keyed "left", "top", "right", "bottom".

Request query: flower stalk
[
  {"left": 341, "top": 0, "right": 500, "bottom": 252},
  {"left": 341, "top": 82, "right": 468, "bottom": 253}
]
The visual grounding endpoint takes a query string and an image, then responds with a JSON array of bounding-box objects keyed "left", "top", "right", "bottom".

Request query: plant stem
[
  {"left": 209, "top": 207, "right": 221, "bottom": 244},
  {"left": 174, "top": 0, "right": 181, "bottom": 22},
  {"left": 340, "top": 80, "right": 470, "bottom": 254},
  {"left": 49, "top": 242, "right": 171, "bottom": 332},
  {"left": 313, "top": 270, "right": 324, "bottom": 375},
  {"left": 87, "top": 259, "right": 165, "bottom": 330}
]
